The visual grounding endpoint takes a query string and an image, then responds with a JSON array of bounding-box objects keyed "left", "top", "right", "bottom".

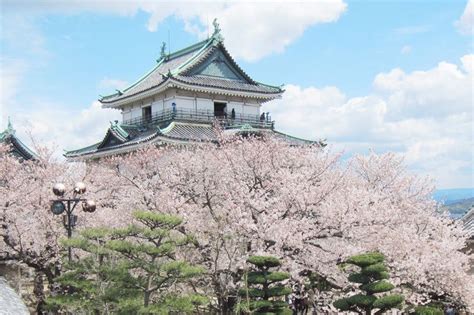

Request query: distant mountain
[
  {"left": 433, "top": 188, "right": 474, "bottom": 219},
  {"left": 433, "top": 188, "right": 474, "bottom": 203},
  {"left": 440, "top": 198, "right": 474, "bottom": 219}
]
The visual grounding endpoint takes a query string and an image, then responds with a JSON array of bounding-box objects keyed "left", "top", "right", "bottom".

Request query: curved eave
[
  {"left": 65, "top": 134, "right": 211, "bottom": 161},
  {"left": 64, "top": 142, "right": 101, "bottom": 157},
  {"left": 99, "top": 38, "right": 213, "bottom": 103},
  {"left": 101, "top": 78, "right": 282, "bottom": 108},
  {"left": 170, "top": 77, "right": 283, "bottom": 100},
  {"left": 99, "top": 60, "right": 164, "bottom": 102},
  {"left": 1, "top": 134, "right": 39, "bottom": 160},
  {"left": 271, "top": 130, "right": 320, "bottom": 145}
]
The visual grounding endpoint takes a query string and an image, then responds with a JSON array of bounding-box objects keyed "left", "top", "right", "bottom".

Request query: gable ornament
[
  {"left": 160, "top": 42, "right": 167, "bottom": 60},
  {"left": 212, "top": 18, "right": 224, "bottom": 43}
]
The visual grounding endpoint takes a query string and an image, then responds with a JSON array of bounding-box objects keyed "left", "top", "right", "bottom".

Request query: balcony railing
[{"left": 123, "top": 108, "right": 274, "bottom": 129}]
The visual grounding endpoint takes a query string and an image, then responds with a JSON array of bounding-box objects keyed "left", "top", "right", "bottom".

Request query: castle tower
[{"left": 65, "top": 21, "right": 315, "bottom": 160}]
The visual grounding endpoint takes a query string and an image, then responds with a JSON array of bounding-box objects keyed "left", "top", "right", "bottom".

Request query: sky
[{"left": 0, "top": 0, "right": 473, "bottom": 189}]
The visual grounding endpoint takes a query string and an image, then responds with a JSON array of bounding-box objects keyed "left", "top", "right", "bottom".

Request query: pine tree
[
  {"left": 46, "top": 227, "right": 133, "bottom": 314},
  {"left": 47, "top": 211, "right": 207, "bottom": 314},
  {"left": 238, "top": 255, "right": 292, "bottom": 314},
  {"left": 413, "top": 306, "right": 444, "bottom": 315},
  {"left": 333, "top": 252, "right": 404, "bottom": 315},
  {"left": 306, "top": 271, "right": 336, "bottom": 292}
]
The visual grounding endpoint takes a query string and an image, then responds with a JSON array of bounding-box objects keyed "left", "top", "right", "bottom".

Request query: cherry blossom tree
[
  {"left": 0, "top": 144, "right": 107, "bottom": 312},
  {"left": 89, "top": 135, "right": 473, "bottom": 311},
  {"left": 2, "top": 132, "right": 473, "bottom": 312}
]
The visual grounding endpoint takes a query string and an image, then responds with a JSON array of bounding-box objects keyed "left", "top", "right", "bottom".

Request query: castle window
[
  {"left": 214, "top": 102, "right": 226, "bottom": 118},
  {"left": 142, "top": 106, "right": 152, "bottom": 123}
]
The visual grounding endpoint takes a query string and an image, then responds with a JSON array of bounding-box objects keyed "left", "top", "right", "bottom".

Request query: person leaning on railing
[{"left": 172, "top": 102, "right": 177, "bottom": 119}]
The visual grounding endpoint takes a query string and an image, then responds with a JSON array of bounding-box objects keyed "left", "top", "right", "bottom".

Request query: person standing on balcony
[
  {"left": 231, "top": 108, "right": 236, "bottom": 120},
  {"left": 260, "top": 112, "right": 265, "bottom": 122},
  {"left": 172, "top": 102, "right": 177, "bottom": 119}
]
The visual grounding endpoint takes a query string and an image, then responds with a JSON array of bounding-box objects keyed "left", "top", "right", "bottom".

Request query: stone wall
[{"left": 0, "top": 263, "right": 37, "bottom": 314}]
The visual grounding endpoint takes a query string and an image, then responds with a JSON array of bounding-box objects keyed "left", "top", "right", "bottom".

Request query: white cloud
[
  {"left": 455, "top": 0, "right": 473, "bottom": 35},
  {"left": 2, "top": 0, "right": 347, "bottom": 61},
  {"left": 180, "top": 1, "right": 348, "bottom": 61},
  {"left": 461, "top": 54, "right": 474, "bottom": 73},
  {"left": 5, "top": 100, "right": 121, "bottom": 157},
  {"left": 373, "top": 57, "right": 473, "bottom": 119},
  {"left": 401, "top": 45, "right": 412, "bottom": 55},
  {"left": 0, "top": 59, "right": 119, "bottom": 157},
  {"left": 0, "top": 14, "right": 47, "bottom": 55},
  {"left": 264, "top": 54, "right": 474, "bottom": 188},
  {"left": 0, "top": 58, "right": 28, "bottom": 125}
]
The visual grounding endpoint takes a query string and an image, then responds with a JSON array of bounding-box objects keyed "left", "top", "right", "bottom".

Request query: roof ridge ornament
[
  {"left": 7, "top": 117, "right": 15, "bottom": 135},
  {"left": 160, "top": 42, "right": 167, "bottom": 60},
  {"left": 212, "top": 18, "right": 224, "bottom": 43}
]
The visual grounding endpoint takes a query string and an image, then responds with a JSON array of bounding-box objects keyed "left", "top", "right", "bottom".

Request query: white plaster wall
[
  {"left": 122, "top": 110, "right": 132, "bottom": 122},
  {"left": 130, "top": 105, "right": 142, "bottom": 119},
  {"left": 174, "top": 96, "right": 195, "bottom": 110},
  {"left": 151, "top": 99, "right": 163, "bottom": 114},
  {"left": 164, "top": 98, "right": 176, "bottom": 110},
  {"left": 120, "top": 89, "right": 265, "bottom": 121},
  {"left": 196, "top": 98, "right": 214, "bottom": 112},
  {"left": 227, "top": 102, "right": 243, "bottom": 114},
  {"left": 243, "top": 104, "right": 260, "bottom": 116}
]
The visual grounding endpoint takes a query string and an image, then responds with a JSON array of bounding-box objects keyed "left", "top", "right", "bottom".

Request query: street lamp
[{"left": 50, "top": 182, "right": 96, "bottom": 262}]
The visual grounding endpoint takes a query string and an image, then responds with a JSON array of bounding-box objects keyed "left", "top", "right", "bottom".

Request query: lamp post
[{"left": 50, "top": 182, "right": 96, "bottom": 262}]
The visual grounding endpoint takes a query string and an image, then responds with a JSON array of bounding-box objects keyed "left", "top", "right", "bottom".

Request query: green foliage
[
  {"left": 133, "top": 210, "right": 183, "bottom": 227},
  {"left": 360, "top": 280, "right": 395, "bottom": 293},
  {"left": 347, "top": 294, "right": 377, "bottom": 308},
  {"left": 47, "top": 211, "right": 206, "bottom": 314},
  {"left": 372, "top": 294, "right": 404, "bottom": 309},
  {"left": 348, "top": 272, "right": 371, "bottom": 284},
  {"left": 141, "top": 294, "right": 208, "bottom": 314},
  {"left": 247, "top": 255, "right": 281, "bottom": 268},
  {"left": 333, "top": 252, "right": 403, "bottom": 314},
  {"left": 305, "top": 272, "right": 335, "bottom": 292},
  {"left": 333, "top": 298, "right": 351, "bottom": 311},
  {"left": 239, "top": 288, "right": 265, "bottom": 298},
  {"left": 362, "top": 262, "right": 388, "bottom": 274},
  {"left": 267, "top": 285, "right": 292, "bottom": 297},
  {"left": 414, "top": 306, "right": 444, "bottom": 315},
  {"left": 347, "top": 252, "right": 385, "bottom": 267},
  {"left": 247, "top": 271, "right": 290, "bottom": 284},
  {"left": 238, "top": 255, "right": 291, "bottom": 314}
]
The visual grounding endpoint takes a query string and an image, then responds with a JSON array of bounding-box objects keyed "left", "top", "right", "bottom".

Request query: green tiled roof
[
  {"left": 100, "top": 32, "right": 283, "bottom": 104},
  {"left": 0, "top": 118, "right": 38, "bottom": 160},
  {"left": 64, "top": 120, "right": 318, "bottom": 160}
]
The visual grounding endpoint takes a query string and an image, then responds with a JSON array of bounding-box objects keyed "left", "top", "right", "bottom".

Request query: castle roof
[
  {"left": 462, "top": 206, "right": 474, "bottom": 239},
  {"left": 64, "top": 23, "right": 320, "bottom": 160},
  {"left": 0, "top": 119, "right": 38, "bottom": 161},
  {"left": 65, "top": 120, "right": 319, "bottom": 160},
  {"left": 100, "top": 30, "right": 283, "bottom": 107}
]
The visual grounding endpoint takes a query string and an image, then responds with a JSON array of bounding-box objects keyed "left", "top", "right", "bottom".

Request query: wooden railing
[{"left": 123, "top": 108, "right": 274, "bottom": 129}]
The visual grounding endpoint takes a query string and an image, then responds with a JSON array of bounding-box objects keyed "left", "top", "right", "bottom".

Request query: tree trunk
[
  {"left": 144, "top": 290, "right": 151, "bottom": 307},
  {"left": 33, "top": 272, "right": 45, "bottom": 314},
  {"left": 212, "top": 276, "right": 233, "bottom": 315}
]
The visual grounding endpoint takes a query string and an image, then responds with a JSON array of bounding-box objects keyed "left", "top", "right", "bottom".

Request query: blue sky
[{"left": 1, "top": 0, "right": 473, "bottom": 189}]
